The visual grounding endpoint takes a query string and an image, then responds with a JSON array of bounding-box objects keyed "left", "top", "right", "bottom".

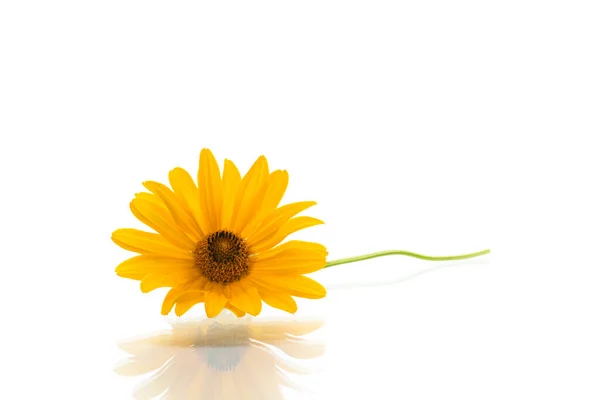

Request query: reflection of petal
[
  {"left": 115, "top": 315, "right": 324, "bottom": 400},
  {"left": 114, "top": 350, "right": 173, "bottom": 376},
  {"left": 250, "top": 341, "right": 318, "bottom": 376},
  {"left": 133, "top": 359, "right": 180, "bottom": 399},
  {"left": 277, "top": 369, "right": 307, "bottom": 393},
  {"left": 268, "top": 337, "right": 326, "bottom": 360},
  {"left": 254, "top": 320, "right": 325, "bottom": 339}
]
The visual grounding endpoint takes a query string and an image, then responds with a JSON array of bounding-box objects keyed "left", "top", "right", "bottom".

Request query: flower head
[{"left": 112, "top": 149, "right": 327, "bottom": 318}]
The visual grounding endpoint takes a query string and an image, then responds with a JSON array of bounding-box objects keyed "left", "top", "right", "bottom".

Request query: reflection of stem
[
  {"left": 327, "top": 261, "right": 479, "bottom": 291},
  {"left": 325, "top": 249, "right": 490, "bottom": 268}
]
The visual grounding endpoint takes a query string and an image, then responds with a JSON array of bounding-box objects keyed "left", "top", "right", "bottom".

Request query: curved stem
[{"left": 324, "top": 249, "right": 490, "bottom": 268}]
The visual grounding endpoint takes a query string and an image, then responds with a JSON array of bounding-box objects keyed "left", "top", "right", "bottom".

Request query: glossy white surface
[{"left": 1, "top": 1, "right": 599, "bottom": 399}]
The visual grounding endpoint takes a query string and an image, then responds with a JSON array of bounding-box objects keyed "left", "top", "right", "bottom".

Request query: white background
[{"left": 1, "top": 1, "right": 599, "bottom": 399}]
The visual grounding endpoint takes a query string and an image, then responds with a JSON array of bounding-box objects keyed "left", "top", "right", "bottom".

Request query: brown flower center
[{"left": 194, "top": 230, "right": 251, "bottom": 284}]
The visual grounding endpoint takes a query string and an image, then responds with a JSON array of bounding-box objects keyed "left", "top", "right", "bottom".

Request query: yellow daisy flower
[
  {"left": 115, "top": 316, "right": 324, "bottom": 399},
  {"left": 112, "top": 149, "right": 327, "bottom": 318}
]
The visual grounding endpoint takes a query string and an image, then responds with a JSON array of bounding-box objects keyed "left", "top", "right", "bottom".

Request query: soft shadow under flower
[{"left": 115, "top": 315, "right": 325, "bottom": 399}]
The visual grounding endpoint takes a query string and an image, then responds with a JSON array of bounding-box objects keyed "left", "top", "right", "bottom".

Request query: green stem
[{"left": 324, "top": 249, "right": 490, "bottom": 268}]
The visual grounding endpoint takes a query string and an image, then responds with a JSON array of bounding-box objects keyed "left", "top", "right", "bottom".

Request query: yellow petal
[
  {"left": 140, "top": 270, "right": 198, "bottom": 293},
  {"left": 262, "top": 170, "right": 288, "bottom": 210},
  {"left": 134, "top": 191, "right": 163, "bottom": 208},
  {"left": 247, "top": 201, "right": 316, "bottom": 245},
  {"left": 257, "top": 289, "right": 297, "bottom": 314},
  {"left": 115, "top": 255, "right": 194, "bottom": 280},
  {"left": 252, "top": 251, "right": 326, "bottom": 274},
  {"left": 248, "top": 274, "right": 327, "bottom": 299},
  {"left": 197, "top": 148, "right": 223, "bottom": 233},
  {"left": 111, "top": 229, "right": 193, "bottom": 259},
  {"left": 220, "top": 159, "right": 241, "bottom": 230},
  {"left": 150, "top": 183, "right": 203, "bottom": 242},
  {"left": 184, "top": 276, "right": 208, "bottom": 292},
  {"left": 225, "top": 303, "right": 247, "bottom": 318},
  {"left": 174, "top": 290, "right": 205, "bottom": 316},
  {"left": 161, "top": 287, "right": 186, "bottom": 315},
  {"left": 251, "top": 240, "right": 327, "bottom": 262},
  {"left": 231, "top": 155, "right": 269, "bottom": 233},
  {"left": 228, "top": 281, "right": 263, "bottom": 316},
  {"left": 139, "top": 272, "right": 171, "bottom": 293},
  {"left": 241, "top": 170, "right": 289, "bottom": 238},
  {"left": 130, "top": 197, "right": 196, "bottom": 250},
  {"left": 142, "top": 180, "right": 174, "bottom": 199},
  {"left": 250, "top": 216, "right": 325, "bottom": 253},
  {"left": 168, "top": 167, "right": 205, "bottom": 238},
  {"left": 204, "top": 285, "right": 228, "bottom": 318}
]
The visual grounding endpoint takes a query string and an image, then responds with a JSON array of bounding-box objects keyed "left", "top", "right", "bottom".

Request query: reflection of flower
[
  {"left": 115, "top": 315, "right": 325, "bottom": 399},
  {"left": 112, "top": 148, "right": 327, "bottom": 318}
]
